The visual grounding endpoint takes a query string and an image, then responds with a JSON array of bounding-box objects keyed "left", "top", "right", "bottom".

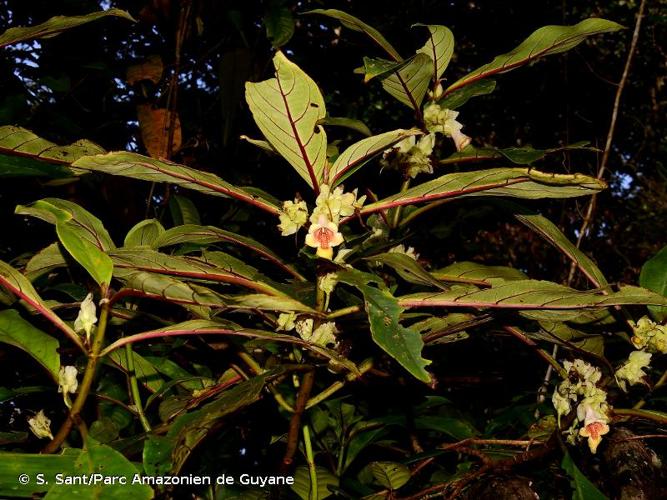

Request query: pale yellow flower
[
  {"left": 616, "top": 350, "right": 652, "bottom": 391},
  {"left": 278, "top": 199, "right": 308, "bottom": 236},
  {"left": 58, "top": 365, "right": 78, "bottom": 408},
  {"left": 305, "top": 214, "right": 344, "bottom": 260},
  {"left": 423, "top": 103, "right": 472, "bottom": 151},
  {"left": 577, "top": 403, "right": 610, "bottom": 454},
  {"left": 28, "top": 410, "right": 53, "bottom": 440}
]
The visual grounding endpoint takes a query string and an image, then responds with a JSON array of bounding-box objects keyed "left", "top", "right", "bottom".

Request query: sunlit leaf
[
  {"left": 381, "top": 53, "right": 433, "bottom": 110},
  {"left": 330, "top": 129, "right": 421, "bottom": 185},
  {"left": 445, "top": 18, "right": 623, "bottom": 95},
  {"left": 438, "top": 79, "right": 496, "bottom": 109},
  {"left": 0, "top": 9, "right": 135, "bottom": 48},
  {"left": 245, "top": 51, "right": 327, "bottom": 189},
  {"left": 72, "top": 152, "right": 280, "bottom": 215},
  {"left": 415, "top": 24, "right": 454, "bottom": 82}
]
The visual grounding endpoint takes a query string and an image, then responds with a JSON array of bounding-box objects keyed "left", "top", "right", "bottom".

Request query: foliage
[{"left": 0, "top": 2, "right": 664, "bottom": 499}]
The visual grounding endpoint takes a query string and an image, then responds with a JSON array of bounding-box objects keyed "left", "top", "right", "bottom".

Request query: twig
[
  {"left": 125, "top": 344, "right": 152, "bottom": 432},
  {"left": 281, "top": 370, "right": 315, "bottom": 473}
]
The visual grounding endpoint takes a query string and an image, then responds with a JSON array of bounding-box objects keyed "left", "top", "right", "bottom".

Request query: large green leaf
[
  {"left": 306, "top": 9, "right": 401, "bottom": 61},
  {"left": 510, "top": 204, "right": 608, "bottom": 287},
  {"left": 561, "top": 452, "right": 607, "bottom": 500},
  {"left": 370, "top": 252, "right": 448, "bottom": 290},
  {"left": 110, "top": 248, "right": 286, "bottom": 296},
  {"left": 329, "top": 129, "right": 421, "bottom": 185},
  {"left": 16, "top": 198, "right": 115, "bottom": 251},
  {"left": 381, "top": 53, "right": 433, "bottom": 110},
  {"left": 415, "top": 24, "right": 454, "bottom": 82},
  {"left": 0, "top": 126, "right": 104, "bottom": 178},
  {"left": 245, "top": 51, "right": 327, "bottom": 189},
  {"left": 0, "top": 259, "right": 82, "bottom": 350},
  {"left": 0, "top": 309, "right": 60, "bottom": 379},
  {"left": 398, "top": 281, "right": 667, "bottom": 310},
  {"left": 440, "top": 142, "right": 595, "bottom": 166},
  {"left": 154, "top": 224, "right": 304, "bottom": 280},
  {"left": 0, "top": 9, "right": 135, "bottom": 48},
  {"left": 355, "top": 168, "right": 606, "bottom": 218},
  {"left": 431, "top": 261, "right": 527, "bottom": 286},
  {"left": 0, "top": 450, "right": 79, "bottom": 498},
  {"left": 107, "top": 349, "right": 165, "bottom": 393},
  {"left": 71, "top": 152, "right": 280, "bottom": 215},
  {"left": 445, "top": 18, "right": 623, "bottom": 95},
  {"left": 338, "top": 272, "right": 432, "bottom": 383},
  {"left": 25, "top": 243, "right": 67, "bottom": 281},
  {"left": 56, "top": 221, "right": 113, "bottom": 287},
  {"left": 123, "top": 219, "right": 165, "bottom": 248},
  {"left": 438, "top": 79, "right": 496, "bottom": 109},
  {"left": 640, "top": 245, "right": 667, "bottom": 322}
]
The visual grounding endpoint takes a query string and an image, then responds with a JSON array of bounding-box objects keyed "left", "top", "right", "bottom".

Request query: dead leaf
[
  {"left": 127, "top": 55, "right": 163, "bottom": 85},
  {"left": 137, "top": 105, "right": 182, "bottom": 159}
]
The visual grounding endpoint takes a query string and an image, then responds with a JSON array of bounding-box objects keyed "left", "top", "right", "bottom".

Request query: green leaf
[
  {"left": 399, "top": 281, "right": 667, "bottom": 311},
  {"left": 510, "top": 204, "right": 608, "bottom": 287},
  {"left": 45, "top": 437, "right": 153, "bottom": 499},
  {"left": 445, "top": 18, "right": 623, "bottom": 95},
  {"left": 56, "top": 220, "right": 113, "bottom": 286},
  {"left": 245, "top": 51, "right": 327, "bottom": 189},
  {"left": 0, "top": 259, "right": 81, "bottom": 349},
  {"left": 561, "top": 452, "right": 607, "bottom": 500},
  {"left": 432, "top": 261, "right": 527, "bottom": 286},
  {"left": 320, "top": 116, "right": 372, "bottom": 137},
  {"left": 25, "top": 243, "right": 67, "bottom": 281},
  {"left": 440, "top": 142, "right": 596, "bottom": 166},
  {"left": 154, "top": 224, "right": 304, "bottom": 281},
  {"left": 224, "top": 293, "right": 316, "bottom": 313},
  {"left": 0, "top": 126, "right": 104, "bottom": 178},
  {"left": 438, "top": 79, "right": 496, "bottom": 109},
  {"left": 640, "top": 245, "right": 667, "bottom": 322},
  {"left": 370, "top": 252, "right": 448, "bottom": 290},
  {"left": 368, "top": 461, "right": 411, "bottom": 489},
  {"left": 72, "top": 152, "right": 280, "bottom": 215},
  {"left": 0, "top": 9, "right": 135, "bottom": 48},
  {"left": 338, "top": 273, "right": 432, "bottom": 383},
  {"left": 415, "top": 24, "right": 454, "bottom": 82},
  {"left": 330, "top": 129, "right": 421, "bottom": 185},
  {"left": 291, "top": 466, "right": 339, "bottom": 500},
  {"left": 357, "top": 168, "right": 606, "bottom": 218},
  {"left": 415, "top": 415, "right": 479, "bottom": 440},
  {"left": 264, "top": 1, "right": 294, "bottom": 48},
  {"left": 108, "top": 349, "right": 165, "bottom": 393},
  {"left": 16, "top": 198, "right": 115, "bottom": 251},
  {"left": 306, "top": 9, "right": 401, "bottom": 61},
  {"left": 0, "top": 309, "right": 60, "bottom": 379},
  {"left": 381, "top": 53, "right": 433, "bottom": 110},
  {"left": 357, "top": 57, "right": 407, "bottom": 83},
  {"left": 0, "top": 450, "right": 79, "bottom": 497},
  {"left": 168, "top": 194, "right": 201, "bottom": 226},
  {"left": 124, "top": 219, "right": 165, "bottom": 248}
]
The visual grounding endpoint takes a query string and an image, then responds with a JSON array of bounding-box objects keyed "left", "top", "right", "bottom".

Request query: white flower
[
  {"left": 423, "top": 103, "right": 472, "bottom": 151},
  {"left": 277, "top": 312, "right": 297, "bottom": 332},
  {"left": 319, "top": 273, "right": 338, "bottom": 294},
  {"left": 389, "top": 244, "right": 419, "bottom": 260},
  {"left": 305, "top": 214, "right": 344, "bottom": 260},
  {"left": 28, "top": 410, "right": 53, "bottom": 440},
  {"left": 381, "top": 134, "right": 435, "bottom": 178},
  {"left": 299, "top": 321, "right": 338, "bottom": 347},
  {"left": 74, "top": 293, "right": 97, "bottom": 341},
  {"left": 278, "top": 199, "right": 308, "bottom": 236},
  {"left": 616, "top": 350, "right": 652, "bottom": 391},
  {"left": 58, "top": 365, "right": 78, "bottom": 408}
]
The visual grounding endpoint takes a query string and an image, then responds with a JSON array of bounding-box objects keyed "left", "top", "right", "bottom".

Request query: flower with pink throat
[
  {"left": 577, "top": 403, "right": 610, "bottom": 454},
  {"left": 305, "top": 214, "right": 344, "bottom": 260}
]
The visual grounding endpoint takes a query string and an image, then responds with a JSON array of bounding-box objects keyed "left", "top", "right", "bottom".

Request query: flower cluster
[
  {"left": 552, "top": 359, "right": 610, "bottom": 454},
  {"left": 423, "top": 103, "right": 472, "bottom": 152},
  {"left": 630, "top": 316, "right": 667, "bottom": 353},
  {"left": 381, "top": 134, "right": 435, "bottom": 179},
  {"left": 277, "top": 184, "right": 364, "bottom": 260},
  {"left": 615, "top": 350, "right": 651, "bottom": 392}
]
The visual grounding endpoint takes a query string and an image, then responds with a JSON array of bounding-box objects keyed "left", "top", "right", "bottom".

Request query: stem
[
  {"left": 326, "top": 305, "right": 361, "bottom": 320},
  {"left": 125, "top": 344, "right": 152, "bottom": 432},
  {"left": 633, "top": 368, "right": 667, "bottom": 410},
  {"left": 238, "top": 351, "right": 294, "bottom": 413},
  {"left": 303, "top": 424, "right": 318, "bottom": 500},
  {"left": 306, "top": 358, "right": 373, "bottom": 409},
  {"left": 43, "top": 296, "right": 111, "bottom": 453},
  {"left": 281, "top": 370, "right": 315, "bottom": 473},
  {"left": 503, "top": 326, "right": 567, "bottom": 378},
  {"left": 391, "top": 179, "right": 411, "bottom": 228},
  {"left": 614, "top": 408, "right": 667, "bottom": 425}
]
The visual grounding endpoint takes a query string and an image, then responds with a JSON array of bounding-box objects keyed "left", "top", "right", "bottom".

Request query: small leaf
[
  {"left": 330, "top": 129, "right": 421, "bottom": 185},
  {"left": 168, "top": 194, "right": 201, "bottom": 226},
  {"left": 445, "top": 18, "right": 623, "bottom": 95},
  {"left": 123, "top": 219, "right": 165, "bottom": 248},
  {"left": 306, "top": 9, "right": 401, "bottom": 61},
  {"left": 320, "top": 116, "right": 372, "bottom": 137},
  {"left": 438, "top": 79, "right": 496, "bottom": 109},
  {"left": 0, "top": 309, "right": 60, "bottom": 379},
  {"left": 72, "top": 152, "right": 280, "bottom": 215},
  {"left": 368, "top": 461, "right": 411, "bottom": 490},
  {"left": 107, "top": 349, "right": 165, "bottom": 393},
  {"left": 639, "top": 245, "right": 667, "bottom": 322},
  {"left": 25, "top": 243, "right": 67, "bottom": 281},
  {"left": 264, "top": 1, "right": 295, "bottom": 48},
  {"left": 137, "top": 105, "right": 182, "bottom": 159},
  {"left": 0, "top": 9, "right": 135, "bottom": 48},
  {"left": 245, "top": 52, "right": 327, "bottom": 189},
  {"left": 291, "top": 466, "right": 339, "bottom": 500},
  {"left": 370, "top": 252, "right": 448, "bottom": 290},
  {"left": 358, "top": 57, "right": 407, "bottom": 83},
  {"left": 561, "top": 452, "right": 607, "bottom": 500},
  {"left": 415, "top": 24, "right": 454, "bottom": 82},
  {"left": 381, "top": 53, "right": 433, "bottom": 110}
]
